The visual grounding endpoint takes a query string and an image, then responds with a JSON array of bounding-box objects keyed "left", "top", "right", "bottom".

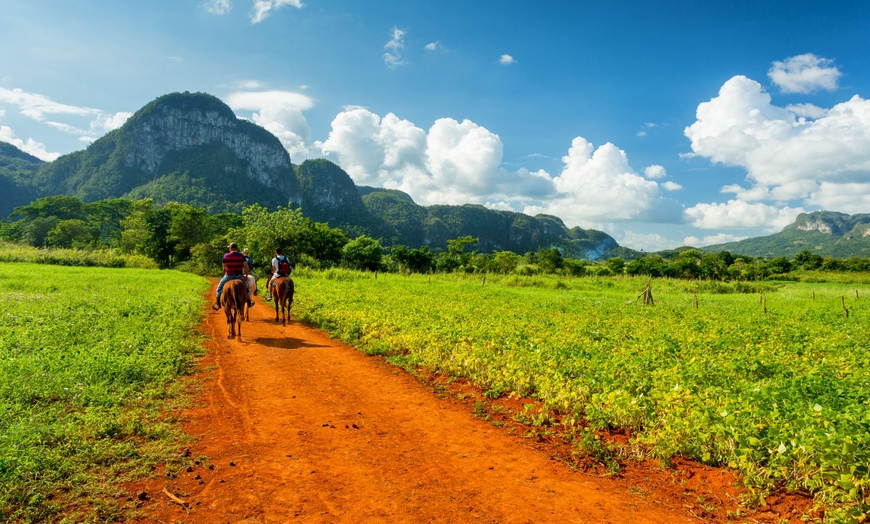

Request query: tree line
[{"left": 2, "top": 195, "right": 869, "bottom": 279}]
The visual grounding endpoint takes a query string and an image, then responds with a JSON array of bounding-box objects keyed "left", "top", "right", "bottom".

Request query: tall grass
[
  {"left": 0, "top": 242, "right": 157, "bottom": 269},
  {"left": 0, "top": 262, "right": 208, "bottom": 522}
]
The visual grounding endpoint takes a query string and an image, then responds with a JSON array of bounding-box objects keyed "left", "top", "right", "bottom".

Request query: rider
[
  {"left": 242, "top": 247, "right": 257, "bottom": 295},
  {"left": 265, "top": 247, "right": 291, "bottom": 301},
  {"left": 213, "top": 242, "right": 255, "bottom": 310}
]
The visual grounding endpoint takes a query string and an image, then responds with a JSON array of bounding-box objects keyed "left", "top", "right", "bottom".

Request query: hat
[{"left": 229, "top": 242, "right": 239, "bottom": 250}]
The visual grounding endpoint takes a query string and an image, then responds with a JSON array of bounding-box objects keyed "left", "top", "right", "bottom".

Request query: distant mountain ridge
[
  {"left": 703, "top": 211, "right": 870, "bottom": 258},
  {"left": 3, "top": 91, "right": 867, "bottom": 260},
  {"left": 0, "top": 91, "right": 640, "bottom": 259}
]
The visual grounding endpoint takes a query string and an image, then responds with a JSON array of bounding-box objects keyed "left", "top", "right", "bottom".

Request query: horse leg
[
  {"left": 274, "top": 292, "right": 280, "bottom": 322},
  {"left": 225, "top": 308, "right": 234, "bottom": 339},
  {"left": 282, "top": 298, "right": 287, "bottom": 326}
]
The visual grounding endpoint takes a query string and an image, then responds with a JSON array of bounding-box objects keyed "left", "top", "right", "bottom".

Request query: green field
[
  {"left": 0, "top": 262, "right": 208, "bottom": 522},
  {"left": 293, "top": 269, "right": 870, "bottom": 521}
]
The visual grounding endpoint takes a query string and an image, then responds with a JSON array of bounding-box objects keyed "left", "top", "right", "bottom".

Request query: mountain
[
  {"left": 31, "top": 92, "right": 301, "bottom": 213},
  {"left": 359, "top": 187, "right": 639, "bottom": 260},
  {"left": 703, "top": 211, "right": 870, "bottom": 258},
  {"left": 0, "top": 91, "right": 631, "bottom": 259},
  {"left": 0, "top": 142, "right": 44, "bottom": 218}
]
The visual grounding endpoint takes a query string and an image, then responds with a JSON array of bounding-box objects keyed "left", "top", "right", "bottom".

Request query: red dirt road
[{"left": 128, "top": 285, "right": 809, "bottom": 523}]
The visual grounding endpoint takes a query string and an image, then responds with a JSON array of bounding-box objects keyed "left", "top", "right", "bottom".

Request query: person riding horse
[
  {"left": 265, "top": 247, "right": 292, "bottom": 301},
  {"left": 213, "top": 242, "right": 255, "bottom": 311},
  {"left": 243, "top": 247, "right": 257, "bottom": 296}
]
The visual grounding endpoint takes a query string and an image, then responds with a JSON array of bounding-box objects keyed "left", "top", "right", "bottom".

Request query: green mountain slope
[
  {"left": 359, "top": 186, "right": 639, "bottom": 259},
  {"left": 31, "top": 92, "right": 301, "bottom": 210},
  {"left": 0, "top": 142, "right": 43, "bottom": 217},
  {"left": 703, "top": 211, "right": 870, "bottom": 258}
]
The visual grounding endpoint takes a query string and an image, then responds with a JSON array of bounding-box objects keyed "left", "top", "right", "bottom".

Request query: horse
[
  {"left": 244, "top": 274, "right": 257, "bottom": 321},
  {"left": 273, "top": 276, "right": 295, "bottom": 326},
  {"left": 221, "top": 278, "right": 247, "bottom": 339}
]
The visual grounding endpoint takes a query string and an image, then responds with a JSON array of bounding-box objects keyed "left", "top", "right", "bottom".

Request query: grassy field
[
  {"left": 0, "top": 242, "right": 158, "bottom": 269},
  {"left": 293, "top": 269, "right": 870, "bottom": 521},
  {"left": 0, "top": 262, "right": 208, "bottom": 522}
]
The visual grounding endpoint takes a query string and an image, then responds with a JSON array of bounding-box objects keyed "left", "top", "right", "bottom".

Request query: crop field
[
  {"left": 293, "top": 269, "right": 870, "bottom": 520},
  {"left": 0, "top": 262, "right": 208, "bottom": 522}
]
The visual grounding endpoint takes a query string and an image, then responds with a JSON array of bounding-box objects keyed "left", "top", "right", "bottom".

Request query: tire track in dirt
[{"left": 126, "top": 283, "right": 807, "bottom": 523}]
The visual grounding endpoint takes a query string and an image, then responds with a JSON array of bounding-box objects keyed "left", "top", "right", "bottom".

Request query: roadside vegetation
[
  {"left": 0, "top": 263, "right": 207, "bottom": 522},
  {"left": 2, "top": 195, "right": 869, "bottom": 282},
  {"left": 293, "top": 269, "right": 870, "bottom": 521}
]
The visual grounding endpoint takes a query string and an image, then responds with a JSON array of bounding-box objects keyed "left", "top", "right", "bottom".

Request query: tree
[
  {"left": 11, "top": 195, "right": 85, "bottom": 221},
  {"left": 626, "top": 255, "right": 669, "bottom": 277},
  {"left": 794, "top": 249, "right": 823, "bottom": 270},
  {"left": 234, "top": 205, "right": 348, "bottom": 268},
  {"left": 306, "top": 222, "right": 349, "bottom": 267},
  {"left": 492, "top": 250, "right": 521, "bottom": 274},
  {"left": 562, "top": 258, "right": 588, "bottom": 276},
  {"left": 167, "top": 202, "right": 213, "bottom": 263},
  {"left": 24, "top": 216, "right": 60, "bottom": 247},
  {"left": 768, "top": 257, "right": 792, "bottom": 275},
  {"left": 85, "top": 198, "right": 134, "bottom": 247},
  {"left": 699, "top": 253, "right": 727, "bottom": 280},
  {"left": 538, "top": 248, "right": 564, "bottom": 274},
  {"left": 672, "top": 249, "right": 704, "bottom": 279},
  {"left": 392, "top": 245, "right": 437, "bottom": 273},
  {"left": 447, "top": 235, "right": 478, "bottom": 264},
  {"left": 604, "top": 257, "right": 625, "bottom": 275},
  {"left": 438, "top": 235, "right": 478, "bottom": 272},
  {"left": 46, "top": 219, "right": 93, "bottom": 248},
  {"left": 342, "top": 235, "right": 383, "bottom": 271},
  {"left": 119, "top": 199, "right": 174, "bottom": 267}
]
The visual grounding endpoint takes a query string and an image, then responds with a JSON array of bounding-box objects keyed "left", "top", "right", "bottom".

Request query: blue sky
[{"left": 2, "top": 0, "right": 870, "bottom": 251}]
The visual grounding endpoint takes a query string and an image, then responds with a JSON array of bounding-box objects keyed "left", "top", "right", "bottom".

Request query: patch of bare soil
[{"left": 125, "top": 282, "right": 814, "bottom": 523}]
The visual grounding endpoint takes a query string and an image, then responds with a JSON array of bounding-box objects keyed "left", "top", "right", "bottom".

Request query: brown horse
[
  {"left": 221, "top": 278, "right": 247, "bottom": 339},
  {"left": 273, "top": 276, "right": 295, "bottom": 326}
]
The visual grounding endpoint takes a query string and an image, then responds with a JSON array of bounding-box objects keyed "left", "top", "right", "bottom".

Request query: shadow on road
[{"left": 252, "top": 336, "right": 329, "bottom": 350}]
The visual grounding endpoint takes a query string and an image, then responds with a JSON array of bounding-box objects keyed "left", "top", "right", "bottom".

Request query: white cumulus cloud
[
  {"left": 644, "top": 165, "right": 667, "bottom": 179},
  {"left": 0, "top": 124, "right": 59, "bottom": 161},
  {"left": 225, "top": 89, "right": 314, "bottom": 158},
  {"left": 685, "top": 75, "right": 870, "bottom": 213},
  {"left": 251, "top": 0, "right": 304, "bottom": 24},
  {"left": 318, "top": 107, "right": 555, "bottom": 206},
  {"left": 685, "top": 200, "right": 803, "bottom": 231},
  {"left": 683, "top": 233, "right": 748, "bottom": 248},
  {"left": 615, "top": 231, "right": 680, "bottom": 252},
  {"left": 786, "top": 103, "right": 827, "bottom": 119},
  {"left": 768, "top": 53, "right": 841, "bottom": 94},
  {"left": 499, "top": 54, "right": 515, "bottom": 65},
  {"left": 523, "top": 137, "right": 683, "bottom": 226}
]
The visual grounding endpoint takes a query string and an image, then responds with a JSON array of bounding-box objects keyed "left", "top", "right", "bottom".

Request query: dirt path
[{"left": 128, "top": 284, "right": 807, "bottom": 523}]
